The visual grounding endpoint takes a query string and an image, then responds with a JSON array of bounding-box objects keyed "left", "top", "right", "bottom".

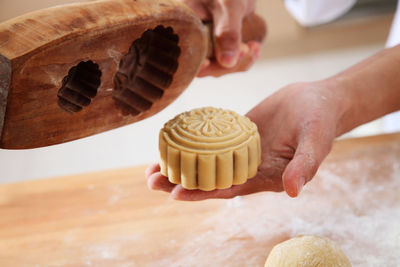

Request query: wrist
[
  {"left": 319, "top": 76, "right": 354, "bottom": 137},
  {"left": 324, "top": 45, "right": 400, "bottom": 137}
]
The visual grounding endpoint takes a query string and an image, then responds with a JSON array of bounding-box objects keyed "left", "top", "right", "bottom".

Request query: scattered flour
[{"left": 153, "top": 143, "right": 400, "bottom": 267}]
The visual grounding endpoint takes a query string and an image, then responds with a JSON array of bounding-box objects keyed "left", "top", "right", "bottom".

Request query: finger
[
  {"left": 282, "top": 130, "right": 333, "bottom": 198},
  {"left": 212, "top": 0, "right": 244, "bottom": 68},
  {"left": 237, "top": 41, "right": 261, "bottom": 71},
  {"left": 147, "top": 172, "right": 176, "bottom": 193},
  {"left": 281, "top": 152, "right": 314, "bottom": 198},
  {"left": 180, "top": 0, "right": 211, "bottom": 20},
  {"left": 198, "top": 59, "right": 211, "bottom": 74},
  {"left": 170, "top": 171, "right": 281, "bottom": 201},
  {"left": 248, "top": 41, "right": 261, "bottom": 61},
  {"left": 197, "top": 42, "right": 260, "bottom": 77},
  {"left": 145, "top": 163, "right": 160, "bottom": 178}
]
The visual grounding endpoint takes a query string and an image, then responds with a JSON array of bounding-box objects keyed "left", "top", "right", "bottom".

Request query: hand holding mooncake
[{"left": 159, "top": 107, "right": 261, "bottom": 191}]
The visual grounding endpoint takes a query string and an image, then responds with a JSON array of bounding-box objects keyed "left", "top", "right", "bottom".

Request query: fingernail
[
  {"left": 220, "top": 51, "right": 237, "bottom": 68},
  {"left": 297, "top": 176, "right": 306, "bottom": 195}
]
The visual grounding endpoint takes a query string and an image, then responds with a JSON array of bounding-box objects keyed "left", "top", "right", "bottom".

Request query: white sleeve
[
  {"left": 284, "top": 0, "right": 357, "bottom": 27},
  {"left": 386, "top": 1, "right": 400, "bottom": 47},
  {"left": 383, "top": 0, "right": 400, "bottom": 134}
]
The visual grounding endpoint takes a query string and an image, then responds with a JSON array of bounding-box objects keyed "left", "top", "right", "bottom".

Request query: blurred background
[{"left": 0, "top": 0, "right": 398, "bottom": 183}]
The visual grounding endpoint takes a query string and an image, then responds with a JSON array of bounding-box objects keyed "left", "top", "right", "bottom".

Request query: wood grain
[
  {"left": 0, "top": 132, "right": 399, "bottom": 266},
  {"left": 0, "top": 0, "right": 206, "bottom": 149},
  {"left": 0, "top": 0, "right": 266, "bottom": 149}
]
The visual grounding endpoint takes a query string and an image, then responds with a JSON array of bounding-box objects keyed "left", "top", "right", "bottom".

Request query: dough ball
[{"left": 265, "top": 235, "right": 352, "bottom": 267}]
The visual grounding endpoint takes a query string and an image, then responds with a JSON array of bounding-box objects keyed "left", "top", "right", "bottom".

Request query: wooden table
[{"left": 1, "top": 133, "right": 400, "bottom": 266}]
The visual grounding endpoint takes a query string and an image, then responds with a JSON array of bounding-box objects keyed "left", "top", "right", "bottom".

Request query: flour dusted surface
[{"left": 152, "top": 141, "right": 400, "bottom": 267}]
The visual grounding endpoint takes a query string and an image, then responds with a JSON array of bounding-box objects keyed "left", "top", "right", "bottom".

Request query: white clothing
[
  {"left": 384, "top": 2, "right": 400, "bottom": 133},
  {"left": 284, "top": 0, "right": 356, "bottom": 27}
]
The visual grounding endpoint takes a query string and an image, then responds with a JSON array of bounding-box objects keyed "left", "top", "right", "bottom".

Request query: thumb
[
  {"left": 282, "top": 135, "right": 332, "bottom": 198},
  {"left": 212, "top": 3, "right": 243, "bottom": 68}
]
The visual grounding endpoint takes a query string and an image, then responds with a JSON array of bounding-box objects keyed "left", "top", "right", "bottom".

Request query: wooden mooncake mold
[
  {"left": 0, "top": 0, "right": 265, "bottom": 149},
  {"left": 159, "top": 107, "right": 261, "bottom": 191}
]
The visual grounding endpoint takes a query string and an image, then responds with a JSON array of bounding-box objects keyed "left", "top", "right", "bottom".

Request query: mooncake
[{"left": 159, "top": 107, "right": 261, "bottom": 191}]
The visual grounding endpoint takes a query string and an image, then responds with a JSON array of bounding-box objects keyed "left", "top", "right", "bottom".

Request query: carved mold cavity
[
  {"left": 113, "top": 25, "right": 181, "bottom": 116},
  {"left": 0, "top": 54, "right": 11, "bottom": 140},
  {"left": 58, "top": 61, "right": 102, "bottom": 114}
]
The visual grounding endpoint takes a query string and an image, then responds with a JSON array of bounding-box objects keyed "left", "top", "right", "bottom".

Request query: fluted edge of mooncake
[{"left": 159, "top": 130, "right": 261, "bottom": 191}]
